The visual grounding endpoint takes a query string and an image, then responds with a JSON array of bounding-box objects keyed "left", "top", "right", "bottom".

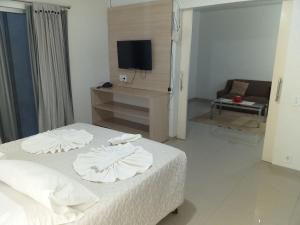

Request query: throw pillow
[{"left": 229, "top": 81, "right": 249, "bottom": 96}]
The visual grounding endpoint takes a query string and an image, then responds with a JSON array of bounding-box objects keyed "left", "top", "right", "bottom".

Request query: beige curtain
[{"left": 26, "top": 3, "right": 74, "bottom": 132}]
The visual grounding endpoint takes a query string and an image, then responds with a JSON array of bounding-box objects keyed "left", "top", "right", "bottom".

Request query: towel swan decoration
[{"left": 73, "top": 143, "right": 153, "bottom": 183}]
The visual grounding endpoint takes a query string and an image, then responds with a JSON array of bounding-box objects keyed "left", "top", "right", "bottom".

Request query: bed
[{"left": 0, "top": 123, "right": 187, "bottom": 225}]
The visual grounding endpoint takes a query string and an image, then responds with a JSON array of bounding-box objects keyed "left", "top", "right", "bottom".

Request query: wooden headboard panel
[{"left": 107, "top": 0, "right": 173, "bottom": 93}]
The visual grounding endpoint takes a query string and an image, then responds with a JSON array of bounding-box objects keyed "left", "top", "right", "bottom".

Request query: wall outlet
[{"left": 119, "top": 74, "right": 128, "bottom": 82}]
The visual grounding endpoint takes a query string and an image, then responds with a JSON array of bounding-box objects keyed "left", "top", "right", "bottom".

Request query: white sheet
[{"left": 0, "top": 123, "right": 187, "bottom": 225}]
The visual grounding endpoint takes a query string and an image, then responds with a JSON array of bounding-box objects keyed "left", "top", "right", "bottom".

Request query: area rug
[{"left": 192, "top": 110, "right": 266, "bottom": 136}]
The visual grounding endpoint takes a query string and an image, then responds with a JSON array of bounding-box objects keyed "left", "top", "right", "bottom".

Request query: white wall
[
  {"left": 1, "top": 0, "right": 110, "bottom": 124},
  {"left": 188, "top": 10, "right": 200, "bottom": 99},
  {"left": 65, "top": 0, "right": 109, "bottom": 123},
  {"left": 188, "top": 3, "right": 282, "bottom": 100}
]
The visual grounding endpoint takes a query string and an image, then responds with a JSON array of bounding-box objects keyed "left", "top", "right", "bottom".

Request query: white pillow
[
  {"left": 0, "top": 160, "right": 99, "bottom": 224},
  {"left": 0, "top": 191, "right": 28, "bottom": 225}
]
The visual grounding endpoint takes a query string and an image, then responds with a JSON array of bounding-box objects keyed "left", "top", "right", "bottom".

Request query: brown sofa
[{"left": 217, "top": 79, "right": 272, "bottom": 114}]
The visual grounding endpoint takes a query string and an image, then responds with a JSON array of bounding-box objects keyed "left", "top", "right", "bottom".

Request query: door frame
[
  {"left": 176, "top": 9, "right": 193, "bottom": 139},
  {"left": 175, "top": 0, "right": 294, "bottom": 162}
]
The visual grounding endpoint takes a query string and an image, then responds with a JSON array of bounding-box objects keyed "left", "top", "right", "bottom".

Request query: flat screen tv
[{"left": 117, "top": 40, "right": 152, "bottom": 71}]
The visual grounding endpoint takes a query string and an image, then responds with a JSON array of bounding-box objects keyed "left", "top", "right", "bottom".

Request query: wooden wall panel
[{"left": 108, "top": 0, "right": 173, "bottom": 93}]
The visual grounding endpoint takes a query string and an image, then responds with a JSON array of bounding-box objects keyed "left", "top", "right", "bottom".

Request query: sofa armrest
[
  {"left": 217, "top": 80, "right": 233, "bottom": 98},
  {"left": 217, "top": 89, "right": 228, "bottom": 98}
]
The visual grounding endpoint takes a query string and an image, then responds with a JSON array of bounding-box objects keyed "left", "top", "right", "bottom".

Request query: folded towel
[
  {"left": 108, "top": 134, "right": 142, "bottom": 146},
  {"left": 73, "top": 143, "right": 153, "bottom": 183},
  {"left": 21, "top": 129, "right": 93, "bottom": 154}
]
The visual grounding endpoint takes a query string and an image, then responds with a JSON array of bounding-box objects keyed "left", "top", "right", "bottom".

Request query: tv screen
[{"left": 117, "top": 40, "right": 152, "bottom": 70}]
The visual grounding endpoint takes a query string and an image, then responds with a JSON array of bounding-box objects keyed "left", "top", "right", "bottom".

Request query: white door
[
  {"left": 266, "top": 0, "right": 300, "bottom": 171},
  {"left": 262, "top": 0, "right": 294, "bottom": 162}
]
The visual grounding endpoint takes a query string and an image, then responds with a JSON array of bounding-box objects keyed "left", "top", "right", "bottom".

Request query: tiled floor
[
  {"left": 158, "top": 101, "right": 300, "bottom": 225},
  {"left": 187, "top": 99, "right": 211, "bottom": 120}
]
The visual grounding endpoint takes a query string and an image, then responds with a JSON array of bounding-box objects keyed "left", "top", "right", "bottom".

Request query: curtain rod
[
  {"left": 0, "top": 6, "right": 24, "bottom": 13},
  {"left": 11, "top": 0, "right": 71, "bottom": 9}
]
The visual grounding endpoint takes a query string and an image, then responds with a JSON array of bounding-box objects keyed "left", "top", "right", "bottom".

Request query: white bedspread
[{"left": 0, "top": 123, "right": 187, "bottom": 225}]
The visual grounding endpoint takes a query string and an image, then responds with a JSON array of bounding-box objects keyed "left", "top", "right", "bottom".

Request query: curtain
[
  {"left": 26, "top": 3, "right": 74, "bottom": 132},
  {"left": 0, "top": 13, "right": 20, "bottom": 142}
]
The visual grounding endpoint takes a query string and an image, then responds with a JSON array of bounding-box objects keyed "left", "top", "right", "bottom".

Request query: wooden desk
[{"left": 91, "top": 86, "right": 169, "bottom": 142}]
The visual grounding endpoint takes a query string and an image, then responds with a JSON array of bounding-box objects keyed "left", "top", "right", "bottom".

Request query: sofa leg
[{"left": 172, "top": 209, "right": 178, "bottom": 215}]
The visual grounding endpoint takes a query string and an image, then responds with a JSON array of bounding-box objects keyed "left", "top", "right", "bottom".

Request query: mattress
[{"left": 0, "top": 123, "right": 187, "bottom": 225}]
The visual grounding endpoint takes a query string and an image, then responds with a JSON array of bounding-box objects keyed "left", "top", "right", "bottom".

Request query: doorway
[
  {"left": 175, "top": 0, "right": 293, "bottom": 161},
  {"left": 189, "top": 1, "right": 281, "bottom": 134}
]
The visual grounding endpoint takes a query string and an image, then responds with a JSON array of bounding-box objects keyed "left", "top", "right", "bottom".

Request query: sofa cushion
[
  {"left": 229, "top": 81, "right": 249, "bottom": 96},
  {"left": 245, "top": 81, "right": 272, "bottom": 97},
  {"left": 231, "top": 79, "right": 272, "bottom": 97}
]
